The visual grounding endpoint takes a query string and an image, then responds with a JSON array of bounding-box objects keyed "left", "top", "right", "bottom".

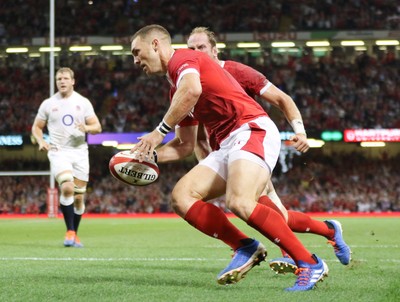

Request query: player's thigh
[
  {"left": 48, "top": 150, "right": 73, "bottom": 178},
  {"left": 71, "top": 149, "right": 89, "bottom": 182},
  {"left": 226, "top": 157, "right": 269, "bottom": 219},
  {"left": 172, "top": 164, "right": 225, "bottom": 214}
]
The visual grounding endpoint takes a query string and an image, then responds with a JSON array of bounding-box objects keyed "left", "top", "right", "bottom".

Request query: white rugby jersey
[{"left": 36, "top": 91, "right": 96, "bottom": 149}]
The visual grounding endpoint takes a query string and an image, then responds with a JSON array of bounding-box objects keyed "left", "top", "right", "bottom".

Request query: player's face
[
  {"left": 56, "top": 72, "right": 74, "bottom": 96},
  {"left": 187, "top": 33, "right": 217, "bottom": 61},
  {"left": 131, "top": 36, "right": 162, "bottom": 75}
]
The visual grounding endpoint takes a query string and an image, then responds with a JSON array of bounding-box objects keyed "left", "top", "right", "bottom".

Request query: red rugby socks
[
  {"left": 184, "top": 200, "right": 249, "bottom": 251},
  {"left": 248, "top": 203, "right": 316, "bottom": 264}
]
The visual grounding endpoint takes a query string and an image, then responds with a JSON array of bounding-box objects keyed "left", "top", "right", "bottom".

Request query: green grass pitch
[{"left": 0, "top": 216, "right": 399, "bottom": 302}]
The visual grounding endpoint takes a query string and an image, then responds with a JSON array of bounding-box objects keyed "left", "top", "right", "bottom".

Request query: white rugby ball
[{"left": 109, "top": 151, "right": 159, "bottom": 186}]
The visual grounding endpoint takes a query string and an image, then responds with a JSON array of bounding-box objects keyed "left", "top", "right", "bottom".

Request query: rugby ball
[{"left": 109, "top": 151, "right": 159, "bottom": 186}]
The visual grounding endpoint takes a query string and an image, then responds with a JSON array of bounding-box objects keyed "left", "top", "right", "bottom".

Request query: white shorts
[
  {"left": 199, "top": 116, "right": 281, "bottom": 181},
  {"left": 47, "top": 146, "right": 89, "bottom": 182}
]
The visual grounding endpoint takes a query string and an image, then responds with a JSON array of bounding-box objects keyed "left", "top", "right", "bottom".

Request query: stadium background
[{"left": 0, "top": 0, "right": 399, "bottom": 215}]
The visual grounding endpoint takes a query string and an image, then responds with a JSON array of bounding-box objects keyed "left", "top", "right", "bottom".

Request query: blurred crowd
[
  {"left": 1, "top": 1, "right": 400, "bottom": 135},
  {"left": 1, "top": 0, "right": 400, "bottom": 44},
  {"left": 274, "top": 151, "right": 400, "bottom": 213},
  {"left": 1, "top": 151, "right": 399, "bottom": 215},
  {"left": 1, "top": 48, "right": 399, "bottom": 136},
  {"left": 1, "top": 1, "right": 399, "bottom": 215}
]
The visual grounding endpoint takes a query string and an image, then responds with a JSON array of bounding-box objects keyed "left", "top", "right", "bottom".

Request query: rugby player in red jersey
[
  {"left": 186, "top": 27, "right": 351, "bottom": 273},
  {"left": 130, "top": 24, "right": 328, "bottom": 291}
]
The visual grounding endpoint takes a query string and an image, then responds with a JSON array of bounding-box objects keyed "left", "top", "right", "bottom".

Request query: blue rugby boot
[
  {"left": 269, "top": 256, "right": 297, "bottom": 274},
  {"left": 217, "top": 240, "right": 266, "bottom": 285},
  {"left": 325, "top": 220, "right": 352, "bottom": 265},
  {"left": 285, "top": 255, "right": 329, "bottom": 291}
]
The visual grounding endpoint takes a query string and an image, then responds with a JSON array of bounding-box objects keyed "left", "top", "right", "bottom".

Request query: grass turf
[{"left": 0, "top": 216, "right": 399, "bottom": 302}]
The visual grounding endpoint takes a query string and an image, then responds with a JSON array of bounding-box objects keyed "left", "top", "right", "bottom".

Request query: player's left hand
[
  {"left": 75, "top": 122, "right": 87, "bottom": 133},
  {"left": 290, "top": 133, "right": 309, "bottom": 153},
  {"left": 131, "top": 130, "right": 164, "bottom": 162}
]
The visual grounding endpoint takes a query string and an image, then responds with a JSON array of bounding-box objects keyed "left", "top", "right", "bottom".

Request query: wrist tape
[
  {"left": 290, "top": 119, "right": 306, "bottom": 135},
  {"left": 156, "top": 120, "right": 172, "bottom": 137}
]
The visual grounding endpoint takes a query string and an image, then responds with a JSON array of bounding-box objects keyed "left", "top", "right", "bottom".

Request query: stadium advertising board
[
  {"left": 87, "top": 131, "right": 301, "bottom": 145},
  {"left": 344, "top": 129, "right": 400, "bottom": 142},
  {"left": 0, "top": 135, "right": 23, "bottom": 146}
]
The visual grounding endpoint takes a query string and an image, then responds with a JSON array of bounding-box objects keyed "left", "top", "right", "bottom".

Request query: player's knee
[
  {"left": 74, "top": 200, "right": 85, "bottom": 215},
  {"left": 171, "top": 188, "right": 183, "bottom": 214},
  {"left": 225, "top": 197, "right": 241, "bottom": 215},
  {"left": 56, "top": 172, "right": 74, "bottom": 196},
  {"left": 74, "top": 186, "right": 86, "bottom": 215},
  {"left": 171, "top": 186, "right": 193, "bottom": 216},
  {"left": 226, "top": 196, "right": 254, "bottom": 220},
  {"left": 74, "top": 194, "right": 85, "bottom": 208},
  {"left": 60, "top": 183, "right": 74, "bottom": 196}
]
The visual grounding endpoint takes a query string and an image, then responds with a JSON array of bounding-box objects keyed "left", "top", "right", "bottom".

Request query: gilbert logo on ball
[{"left": 109, "top": 151, "right": 159, "bottom": 186}]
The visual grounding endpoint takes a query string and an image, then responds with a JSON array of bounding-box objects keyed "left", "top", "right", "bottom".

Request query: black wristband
[
  {"left": 153, "top": 150, "right": 158, "bottom": 163},
  {"left": 156, "top": 120, "right": 172, "bottom": 137}
]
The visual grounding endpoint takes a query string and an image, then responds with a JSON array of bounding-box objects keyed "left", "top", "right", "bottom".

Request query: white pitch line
[
  {"left": 289, "top": 244, "right": 400, "bottom": 249},
  {"left": 0, "top": 257, "right": 221, "bottom": 262},
  {"left": 345, "top": 245, "right": 399, "bottom": 248},
  {"left": 0, "top": 257, "right": 399, "bottom": 263}
]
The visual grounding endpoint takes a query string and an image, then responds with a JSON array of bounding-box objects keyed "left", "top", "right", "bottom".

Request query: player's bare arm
[
  {"left": 163, "top": 73, "right": 202, "bottom": 127},
  {"left": 31, "top": 118, "right": 50, "bottom": 151},
  {"left": 194, "top": 124, "right": 212, "bottom": 161},
  {"left": 132, "top": 73, "right": 202, "bottom": 161},
  {"left": 156, "top": 125, "right": 198, "bottom": 163},
  {"left": 261, "top": 84, "right": 309, "bottom": 153}
]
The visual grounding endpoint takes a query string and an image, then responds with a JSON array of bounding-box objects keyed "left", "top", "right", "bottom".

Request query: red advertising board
[{"left": 344, "top": 129, "right": 400, "bottom": 142}]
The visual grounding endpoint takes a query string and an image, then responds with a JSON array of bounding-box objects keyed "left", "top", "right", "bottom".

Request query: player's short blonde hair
[
  {"left": 189, "top": 27, "right": 217, "bottom": 48},
  {"left": 131, "top": 24, "right": 171, "bottom": 44},
  {"left": 56, "top": 67, "right": 74, "bottom": 79}
]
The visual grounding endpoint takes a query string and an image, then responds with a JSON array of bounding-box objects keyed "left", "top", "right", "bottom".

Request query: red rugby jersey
[
  {"left": 222, "top": 60, "right": 270, "bottom": 99},
  {"left": 168, "top": 49, "right": 267, "bottom": 149}
]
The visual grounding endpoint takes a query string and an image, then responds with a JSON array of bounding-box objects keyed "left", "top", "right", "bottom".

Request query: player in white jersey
[{"left": 32, "top": 67, "right": 102, "bottom": 247}]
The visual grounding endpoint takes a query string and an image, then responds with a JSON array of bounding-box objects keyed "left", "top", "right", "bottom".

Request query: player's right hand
[
  {"left": 131, "top": 129, "right": 164, "bottom": 162},
  {"left": 290, "top": 133, "right": 309, "bottom": 153},
  {"left": 38, "top": 141, "right": 50, "bottom": 151}
]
